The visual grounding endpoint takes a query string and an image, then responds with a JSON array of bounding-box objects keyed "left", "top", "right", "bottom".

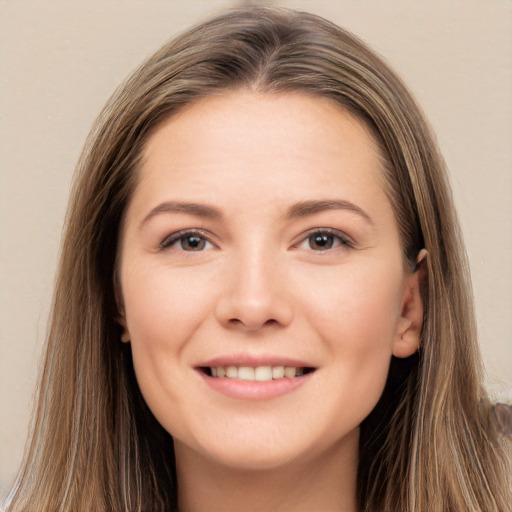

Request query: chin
[
  {"left": 173, "top": 418, "right": 360, "bottom": 474},
  {"left": 183, "top": 443, "right": 311, "bottom": 473}
]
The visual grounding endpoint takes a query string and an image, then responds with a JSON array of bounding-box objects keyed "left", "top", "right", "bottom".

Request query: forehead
[
  {"left": 145, "top": 90, "right": 383, "bottom": 160},
  {"left": 127, "top": 91, "right": 393, "bottom": 229}
]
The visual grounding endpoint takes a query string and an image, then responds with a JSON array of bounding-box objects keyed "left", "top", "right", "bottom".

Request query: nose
[{"left": 214, "top": 249, "right": 294, "bottom": 331}]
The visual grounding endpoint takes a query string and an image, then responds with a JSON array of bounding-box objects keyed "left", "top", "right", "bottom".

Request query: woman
[{"left": 6, "top": 6, "right": 510, "bottom": 512}]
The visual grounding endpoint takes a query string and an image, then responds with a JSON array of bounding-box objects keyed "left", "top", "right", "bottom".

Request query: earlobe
[
  {"left": 114, "top": 275, "right": 131, "bottom": 343},
  {"left": 392, "top": 250, "right": 428, "bottom": 358},
  {"left": 116, "top": 307, "right": 131, "bottom": 343},
  {"left": 120, "top": 325, "right": 130, "bottom": 343}
]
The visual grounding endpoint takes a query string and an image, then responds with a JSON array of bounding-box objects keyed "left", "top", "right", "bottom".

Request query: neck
[{"left": 174, "top": 429, "right": 359, "bottom": 512}]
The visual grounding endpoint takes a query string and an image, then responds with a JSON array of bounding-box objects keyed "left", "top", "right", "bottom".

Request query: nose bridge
[
  {"left": 215, "top": 238, "right": 293, "bottom": 329},
  {"left": 240, "top": 243, "right": 277, "bottom": 304}
]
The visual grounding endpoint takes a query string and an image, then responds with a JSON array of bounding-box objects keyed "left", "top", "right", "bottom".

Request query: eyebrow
[
  {"left": 286, "top": 199, "right": 374, "bottom": 225},
  {"left": 140, "top": 198, "right": 373, "bottom": 228},
  {"left": 140, "top": 201, "right": 223, "bottom": 228}
]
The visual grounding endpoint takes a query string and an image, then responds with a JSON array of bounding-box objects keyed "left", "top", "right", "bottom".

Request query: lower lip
[{"left": 197, "top": 371, "right": 313, "bottom": 401}]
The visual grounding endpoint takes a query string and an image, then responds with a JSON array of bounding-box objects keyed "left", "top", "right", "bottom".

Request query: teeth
[
  {"left": 207, "top": 365, "right": 308, "bottom": 381},
  {"left": 284, "top": 366, "right": 296, "bottom": 378},
  {"left": 238, "top": 367, "right": 254, "bottom": 381},
  {"left": 272, "top": 366, "right": 284, "bottom": 379},
  {"left": 226, "top": 366, "right": 238, "bottom": 378},
  {"left": 255, "top": 366, "right": 273, "bottom": 381}
]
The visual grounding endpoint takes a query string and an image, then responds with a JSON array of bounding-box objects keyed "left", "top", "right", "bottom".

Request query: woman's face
[{"left": 118, "top": 91, "right": 422, "bottom": 471}]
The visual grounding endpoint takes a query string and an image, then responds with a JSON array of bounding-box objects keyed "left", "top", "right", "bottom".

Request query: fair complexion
[{"left": 118, "top": 91, "right": 423, "bottom": 512}]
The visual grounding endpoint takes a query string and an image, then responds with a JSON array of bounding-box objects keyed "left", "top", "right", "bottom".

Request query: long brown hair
[{"left": 7, "top": 6, "right": 510, "bottom": 511}]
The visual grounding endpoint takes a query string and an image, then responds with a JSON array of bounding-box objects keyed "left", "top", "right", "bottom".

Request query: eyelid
[
  {"left": 293, "top": 227, "right": 355, "bottom": 250},
  {"left": 159, "top": 228, "right": 216, "bottom": 250},
  {"left": 158, "top": 227, "right": 353, "bottom": 251}
]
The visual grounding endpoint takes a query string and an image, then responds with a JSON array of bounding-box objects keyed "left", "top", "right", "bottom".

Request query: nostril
[
  {"left": 227, "top": 317, "right": 279, "bottom": 329},
  {"left": 215, "top": 290, "right": 294, "bottom": 330}
]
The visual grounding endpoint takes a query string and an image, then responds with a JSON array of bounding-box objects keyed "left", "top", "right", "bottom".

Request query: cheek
[
  {"left": 300, "top": 260, "right": 403, "bottom": 348},
  {"left": 122, "top": 264, "right": 215, "bottom": 347},
  {"left": 120, "top": 265, "right": 216, "bottom": 409},
  {"left": 298, "top": 262, "right": 403, "bottom": 413}
]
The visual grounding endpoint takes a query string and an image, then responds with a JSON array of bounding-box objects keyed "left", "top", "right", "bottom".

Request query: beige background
[{"left": 1, "top": 0, "right": 511, "bottom": 500}]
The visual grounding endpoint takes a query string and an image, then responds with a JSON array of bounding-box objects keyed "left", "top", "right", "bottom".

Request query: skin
[{"left": 118, "top": 91, "right": 423, "bottom": 512}]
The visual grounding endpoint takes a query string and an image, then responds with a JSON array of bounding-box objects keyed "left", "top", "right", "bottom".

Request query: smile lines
[{"left": 201, "top": 365, "right": 315, "bottom": 382}]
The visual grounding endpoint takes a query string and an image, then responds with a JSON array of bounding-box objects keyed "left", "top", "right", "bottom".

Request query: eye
[
  {"left": 160, "top": 230, "right": 214, "bottom": 252},
  {"left": 298, "top": 229, "right": 352, "bottom": 252}
]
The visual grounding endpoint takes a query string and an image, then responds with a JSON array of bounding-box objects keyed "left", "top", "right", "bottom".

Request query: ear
[
  {"left": 117, "top": 311, "right": 131, "bottom": 343},
  {"left": 114, "top": 272, "right": 131, "bottom": 343},
  {"left": 392, "top": 250, "right": 427, "bottom": 358}
]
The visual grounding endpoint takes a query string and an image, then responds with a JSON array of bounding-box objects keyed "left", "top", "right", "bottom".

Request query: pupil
[
  {"left": 182, "top": 236, "right": 204, "bottom": 251},
  {"left": 310, "top": 234, "right": 333, "bottom": 250}
]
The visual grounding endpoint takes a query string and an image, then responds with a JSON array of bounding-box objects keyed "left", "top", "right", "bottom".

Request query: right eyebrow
[{"left": 139, "top": 201, "right": 223, "bottom": 229}]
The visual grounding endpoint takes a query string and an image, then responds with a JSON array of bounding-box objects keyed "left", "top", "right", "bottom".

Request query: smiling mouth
[{"left": 199, "top": 366, "right": 316, "bottom": 382}]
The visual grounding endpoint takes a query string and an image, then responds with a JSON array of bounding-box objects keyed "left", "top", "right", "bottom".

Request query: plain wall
[{"left": 1, "top": 0, "right": 511, "bottom": 500}]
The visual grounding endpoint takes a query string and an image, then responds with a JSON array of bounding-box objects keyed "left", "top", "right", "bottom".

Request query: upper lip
[{"left": 197, "top": 353, "right": 316, "bottom": 368}]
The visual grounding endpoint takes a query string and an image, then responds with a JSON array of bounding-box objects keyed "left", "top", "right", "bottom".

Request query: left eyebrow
[{"left": 286, "top": 199, "right": 374, "bottom": 225}]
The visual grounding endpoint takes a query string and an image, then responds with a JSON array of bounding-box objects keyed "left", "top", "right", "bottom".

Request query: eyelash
[
  {"left": 159, "top": 228, "right": 354, "bottom": 252},
  {"left": 296, "top": 228, "right": 354, "bottom": 252},
  {"left": 159, "top": 229, "right": 215, "bottom": 251}
]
